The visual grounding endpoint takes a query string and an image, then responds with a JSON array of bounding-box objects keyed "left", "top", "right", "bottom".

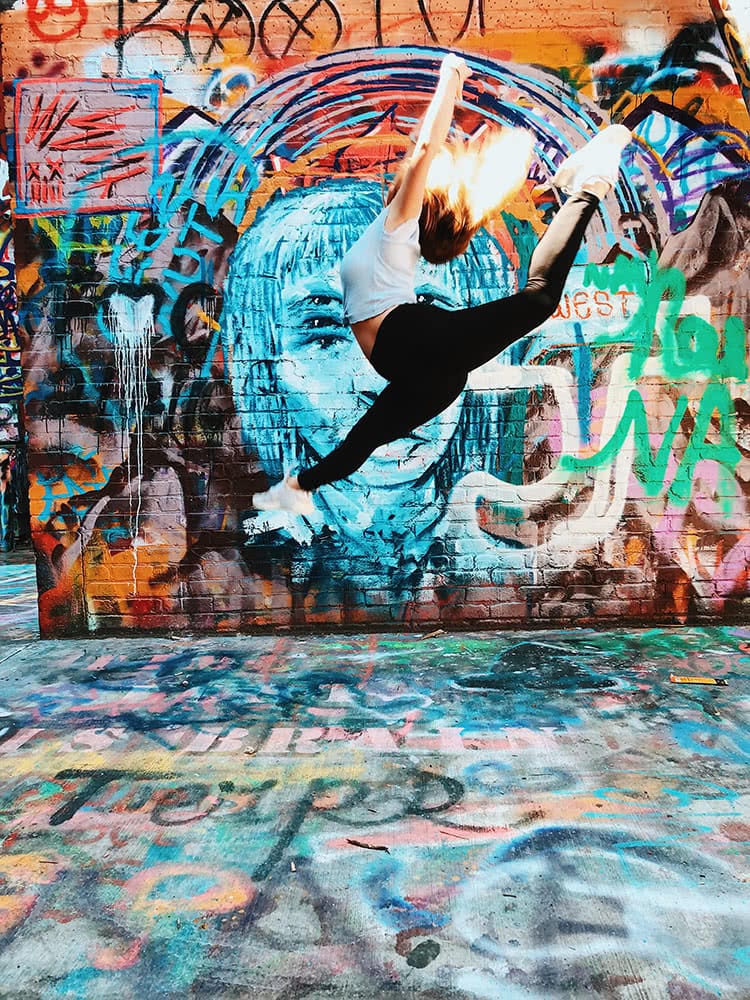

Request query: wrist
[
  {"left": 440, "top": 56, "right": 461, "bottom": 77},
  {"left": 439, "top": 66, "right": 462, "bottom": 90}
]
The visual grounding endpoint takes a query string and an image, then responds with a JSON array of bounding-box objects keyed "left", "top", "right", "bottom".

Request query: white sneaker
[
  {"left": 552, "top": 124, "right": 632, "bottom": 194},
  {"left": 253, "top": 476, "right": 315, "bottom": 516}
]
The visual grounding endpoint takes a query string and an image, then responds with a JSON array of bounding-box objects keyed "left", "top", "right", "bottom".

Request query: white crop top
[{"left": 340, "top": 208, "right": 420, "bottom": 324}]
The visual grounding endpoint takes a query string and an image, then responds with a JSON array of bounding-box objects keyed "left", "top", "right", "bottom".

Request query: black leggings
[{"left": 297, "top": 191, "right": 599, "bottom": 492}]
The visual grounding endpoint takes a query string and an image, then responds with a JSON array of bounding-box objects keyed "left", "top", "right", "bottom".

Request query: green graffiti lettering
[
  {"left": 669, "top": 381, "right": 739, "bottom": 511},
  {"left": 561, "top": 389, "right": 689, "bottom": 497},
  {"left": 664, "top": 312, "right": 718, "bottom": 380},
  {"left": 562, "top": 382, "right": 740, "bottom": 509},
  {"left": 584, "top": 252, "right": 747, "bottom": 380},
  {"left": 718, "top": 315, "right": 748, "bottom": 380},
  {"left": 584, "top": 253, "right": 655, "bottom": 377}
]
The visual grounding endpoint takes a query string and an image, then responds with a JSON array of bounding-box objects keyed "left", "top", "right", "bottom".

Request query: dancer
[{"left": 253, "top": 53, "right": 631, "bottom": 515}]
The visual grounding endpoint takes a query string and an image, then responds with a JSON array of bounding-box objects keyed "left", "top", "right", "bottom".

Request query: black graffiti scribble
[
  {"left": 116, "top": 0, "right": 255, "bottom": 71},
  {"left": 44, "top": 770, "right": 464, "bottom": 880},
  {"left": 346, "top": 838, "right": 391, "bottom": 853},
  {"left": 374, "top": 0, "right": 483, "bottom": 46},
  {"left": 417, "top": 0, "right": 482, "bottom": 43},
  {"left": 185, "top": 0, "right": 255, "bottom": 64},
  {"left": 259, "top": 0, "right": 342, "bottom": 59}
]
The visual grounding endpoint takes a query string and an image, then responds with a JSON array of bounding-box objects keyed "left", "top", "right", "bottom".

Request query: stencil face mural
[
  {"left": 226, "top": 183, "right": 471, "bottom": 491},
  {"left": 223, "top": 180, "right": 510, "bottom": 589},
  {"left": 1, "top": 2, "right": 749, "bottom": 633}
]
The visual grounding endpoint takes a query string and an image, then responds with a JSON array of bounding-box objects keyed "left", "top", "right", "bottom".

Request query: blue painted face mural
[{"left": 223, "top": 179, "right": 509, "bottom": 533}]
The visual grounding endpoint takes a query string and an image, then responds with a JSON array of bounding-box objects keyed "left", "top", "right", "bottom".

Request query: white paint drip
[{"left": 108, "top": 292, "right": 155, "bottom": 592}]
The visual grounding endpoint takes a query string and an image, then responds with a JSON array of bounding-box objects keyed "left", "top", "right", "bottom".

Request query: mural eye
[
  {"left": 416, "top": 290, "right": 454, "bottom": 308},
  {"left": 304, "top": 310, "right": 347, "bottom": 347},
  {"left": 309, "top": 315, "right": 342, "bottom": 329},
  {"left": 316, "top": 333, "right": 347, "bottom": 350}
]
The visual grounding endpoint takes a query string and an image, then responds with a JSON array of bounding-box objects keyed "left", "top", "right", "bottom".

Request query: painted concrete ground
[
  {"left": 0, "top": 621, "right": 748, "bottom": 998},
  {"left": 0, "top": 554, "right": 38, "bottom": 641}
]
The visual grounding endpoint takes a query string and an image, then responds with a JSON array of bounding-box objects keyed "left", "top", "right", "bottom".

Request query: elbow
[{"left": 412, "top": 142, "right": 439, "bottom": 166}]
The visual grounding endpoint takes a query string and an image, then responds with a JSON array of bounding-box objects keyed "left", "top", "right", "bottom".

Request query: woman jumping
[{"left": 253, "top": 53, "right": 632, "bottom": 515}]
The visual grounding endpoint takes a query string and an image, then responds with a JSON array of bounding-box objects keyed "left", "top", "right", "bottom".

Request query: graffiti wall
[{"left": 1, "top": 0, "right": 749, "bottom": 635}]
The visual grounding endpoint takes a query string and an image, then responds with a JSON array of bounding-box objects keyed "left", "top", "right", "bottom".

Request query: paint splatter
[
  {"left": 107, "top": 292, "right": 154, "bottom": 591},
  {"left": 406, "top": 939, "right": 441, "bottom": 968}
]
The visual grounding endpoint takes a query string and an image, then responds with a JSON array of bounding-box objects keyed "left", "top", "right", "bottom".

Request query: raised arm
[{"left": 385, "top": 54, "right": 472, "bottom": 231}]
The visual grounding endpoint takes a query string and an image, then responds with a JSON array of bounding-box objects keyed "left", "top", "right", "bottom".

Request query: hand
[{"left": 440, "top": 53, "right": 472, "bottom": 88}]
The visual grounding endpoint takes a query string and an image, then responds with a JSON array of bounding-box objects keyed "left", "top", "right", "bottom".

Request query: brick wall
[
  {"left": 0, "top": 23, "right": 22, "bottom": 551},
  {"left": 1, "top": 0, "right": 749, "bottom": 635}
]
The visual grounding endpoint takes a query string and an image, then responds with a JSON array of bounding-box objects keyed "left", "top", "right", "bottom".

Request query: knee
[
  {"left": 524, "top": 282, "right": 559, "bottom": 324},
  {"left": 432, "top": 371, "right": 468, "bottom": 411}
]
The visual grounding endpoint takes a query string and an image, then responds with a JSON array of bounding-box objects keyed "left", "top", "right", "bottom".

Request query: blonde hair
[{"left": 388, "top": 127, "right": 535, "bottom": 264}]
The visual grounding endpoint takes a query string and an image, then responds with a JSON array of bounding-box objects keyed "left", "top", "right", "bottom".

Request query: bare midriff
[{"left": 351, "top": 304, "right": 399, "bottom": 360}]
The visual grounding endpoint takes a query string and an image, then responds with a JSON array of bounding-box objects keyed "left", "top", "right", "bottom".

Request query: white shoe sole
[
  {"left": 253, "top": 480, "right": 314, "bottom": 516},
  {"left": 552, "top": 124, "right": 632, "bottom": 194}
]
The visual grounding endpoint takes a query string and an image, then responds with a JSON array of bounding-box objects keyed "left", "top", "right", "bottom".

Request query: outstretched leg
[
  {"left": 459, "top": 188, "right": 602, "bottom": 370},
  {"left": 374, "top": 190, "right": 601, "bottom": 380},
  {"left": 374, "top": 127, "right": 632, "bottom": 379},
  {"left": 390, "top": 192, "right": 599, "bottom": 377},
  {"left": 293, "top": 371, "right": 467, "bottom": 492}
]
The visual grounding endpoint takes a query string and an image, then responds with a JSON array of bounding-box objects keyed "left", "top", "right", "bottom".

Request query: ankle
[{"left": 581, "top": 179, "right": 612, "bottom": 199}]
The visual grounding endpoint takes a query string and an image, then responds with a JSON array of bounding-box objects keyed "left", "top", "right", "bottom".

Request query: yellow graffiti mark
[
  {"left": 16, "top": 261, "right": 42, "bottom": 297},
  {"left": 196, "top": 308, "right": 221, "bottom": 331},
  {"left": 0, "top": 895, "right": 36, "bottom": 934},
  {"left": 0, "top": 747, "right": 368, "bottom": 785},
  {"left": 124, "top": 863, "right": 256, "bottom": 917},
  {"left": 33, "top": 216, "right": 114, "bottom": 254},
  {"left": 0, "top": 853, "right": 64, "bottom": 884}
]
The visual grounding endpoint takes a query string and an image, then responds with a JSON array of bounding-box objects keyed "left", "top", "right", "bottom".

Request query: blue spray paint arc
[{"left": 175, "top": 45, "right": 647, "bottom": 235}]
